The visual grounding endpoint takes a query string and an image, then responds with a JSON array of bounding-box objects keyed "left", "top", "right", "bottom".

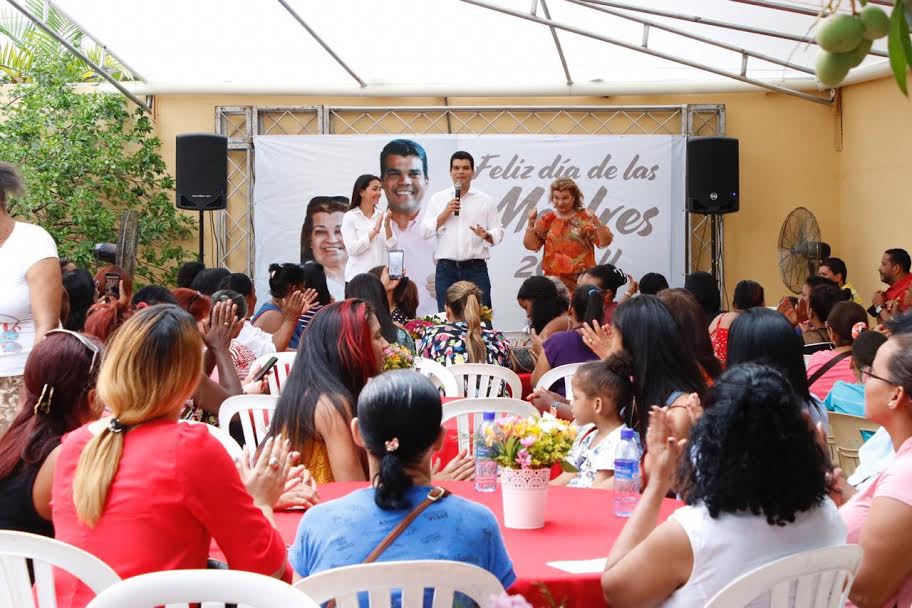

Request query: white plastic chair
[
  {"left": 218, "top": 394, "right": 279, "bottom": 449},
  {"left": 180, "top": 419, "right": 243, "bottom": 462},
  {"left": 447, "top": 363, "right": 522, "bottom": 399},
  {"left": 705, "top": 544, "right": 863, "bottom": 608},
  {"left": 0, "top": 530, "right": 120, "bottom": 608},
  {"left": 85, "top": 569, "right": 318, "bottom": 608},
  {"left": 413, "top": 357, "right": 459, "bottom": 397},
  {"left": 441, "top": 397, "right": 539, "bottom": 454},
  {"left": 534, "top": 362, "right": 585, "bottom": 402},
  {"left": 253, "top": 352, "right": 297, "bottom": 396},
  {"left": 294, "top": 560, "right": 504, "bottom": 608}
]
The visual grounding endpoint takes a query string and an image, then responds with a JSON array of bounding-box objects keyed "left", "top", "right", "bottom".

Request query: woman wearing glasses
[
  {"left": 0, "top": 330, "right": 101, "bottom": 537},
  {"left": 0, "top": 163, "right": 62, "bottom": 435},
  {"left": 835, "top": 332, "right": 912, "bottom": 608}
]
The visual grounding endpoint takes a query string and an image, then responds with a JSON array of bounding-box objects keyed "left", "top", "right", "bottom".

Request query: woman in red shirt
[{"left": 51, "top": 305, "right": 294, "bottom": 608}]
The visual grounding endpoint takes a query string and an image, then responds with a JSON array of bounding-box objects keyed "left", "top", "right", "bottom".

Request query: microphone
[{"left": 454, "top": 182, "right": 461, "bottom": 216}]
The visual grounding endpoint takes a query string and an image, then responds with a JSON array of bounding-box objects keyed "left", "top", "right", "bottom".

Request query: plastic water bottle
[
  {"left": 613, "top": 428, "right": 641, "bottom": 517},
  {"left": 474, "top": 412, "right": 498, "bottom": 492}
]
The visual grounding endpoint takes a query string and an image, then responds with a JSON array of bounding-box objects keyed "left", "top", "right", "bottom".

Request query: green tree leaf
[{"left": 889, "top": 0, "right": 910, "bottom": 96}]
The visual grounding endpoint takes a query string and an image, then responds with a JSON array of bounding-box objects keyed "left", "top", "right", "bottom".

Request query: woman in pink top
[
  {"left": 806, "top": 302, "right": 867, "bottom": 399},
  {"left": 836, "top": 332, "right": 912, "bottom": 607},
  {"left": 51, "top": 305, "right": 296, "bottom": 608}
]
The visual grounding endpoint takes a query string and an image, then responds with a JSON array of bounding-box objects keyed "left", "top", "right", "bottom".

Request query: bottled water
[
  {"left": 474, "top": 412, "right": 498, "bottom": 492},
  {"left": 613, "top": 428, "right": 641, "bottom": 517}
]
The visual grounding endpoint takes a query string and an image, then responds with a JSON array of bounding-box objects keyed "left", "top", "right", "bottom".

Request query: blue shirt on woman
[{"left": 290, "top": 486, "right": 516, "bottom": 606}]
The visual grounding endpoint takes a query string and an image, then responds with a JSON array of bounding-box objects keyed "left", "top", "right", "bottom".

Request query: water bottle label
[{"left": 615, "top": 459, "right": 638, "bottom": 479}]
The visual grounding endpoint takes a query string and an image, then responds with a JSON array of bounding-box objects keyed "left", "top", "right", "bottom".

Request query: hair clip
[
  {"left": 33, "top": 384, "right": 54, "bottom": 415},
  {"left": 852, "top": 321, "right": 867, "bottom": 340},
  {"left": 384, "top": 437, "right": 400, "bottom": 453},
  {"left": 107, "top": 418, "right": 130, "bottom": 434}
]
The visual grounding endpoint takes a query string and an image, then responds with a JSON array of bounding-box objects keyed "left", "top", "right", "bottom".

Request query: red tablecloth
[{"left": 212, "top": 481, "right": 681, "bottom": 608}]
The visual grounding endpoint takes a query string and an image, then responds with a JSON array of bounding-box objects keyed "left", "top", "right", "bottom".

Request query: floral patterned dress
[
  {"left": 418, "top": 321, "right": 511, "bottom": 367},
  {"left": 534, "top": 209, "right": 601, "bottom": 292}
]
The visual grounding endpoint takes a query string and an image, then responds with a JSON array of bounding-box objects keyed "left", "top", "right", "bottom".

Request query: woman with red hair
[
  {"left": 269, "top": 300, "right": 388, "bottom": 483},
  {"left": 93, "top": 265, "right": 133, "bottom": 303}
]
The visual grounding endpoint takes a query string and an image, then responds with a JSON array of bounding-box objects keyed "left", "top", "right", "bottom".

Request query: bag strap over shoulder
[
  {"left": 808, "top": 350, "right": 852, "bottom": 387},
  {"left": 364, "top": 486, "right": 450, "bottom": 563}
]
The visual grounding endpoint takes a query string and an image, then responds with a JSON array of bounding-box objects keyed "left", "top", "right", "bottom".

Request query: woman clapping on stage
[{"left": 523, "top": 178, "right": 614, "bottom": 292}]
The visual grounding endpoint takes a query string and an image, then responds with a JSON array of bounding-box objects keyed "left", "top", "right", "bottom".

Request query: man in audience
[
  {"left": 819, "top": 256, "right": 862, "bottom": 304},
  {"left": 422, "top": 151, "right": 503, "bottom": 310},
  {"left": 379, "top": 139, "right": 436, "bottom": 316},
  {"left": 870, "top": 248, "right": 912, "bottom": 322}
]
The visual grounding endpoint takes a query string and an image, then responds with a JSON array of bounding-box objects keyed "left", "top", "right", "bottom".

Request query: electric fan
[{"left": 778, "top": 207, "right": 829, "bottom": 294}]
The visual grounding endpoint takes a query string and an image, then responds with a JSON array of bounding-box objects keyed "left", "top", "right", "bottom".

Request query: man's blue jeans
[{"left": 435, "top": 259, "right": 492, "bottom": 312}]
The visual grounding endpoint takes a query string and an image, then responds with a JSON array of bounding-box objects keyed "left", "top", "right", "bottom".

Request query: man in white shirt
[
  {"left": 379, "top": 139, "right": 437, "bottom": 317},
  {"left": 421, "top": 151, "right": 504, "bottom": 311}
]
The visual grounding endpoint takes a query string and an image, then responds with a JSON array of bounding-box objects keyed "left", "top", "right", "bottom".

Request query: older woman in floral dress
[{"left": 523, "top": 178, "right": 614, "bottom": 292}]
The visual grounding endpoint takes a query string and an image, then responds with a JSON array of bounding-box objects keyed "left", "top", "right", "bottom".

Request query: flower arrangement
[
  {"left": 404, "top": 315, "right": 438, "bottom": 341},
  {"left": 382, "top": 343, "right": 414, "bottom": 371},
  {"left": 481, "top": 305, "right": 493, "bottom": 323},
  {"left": 483, "top": 413, "right": 576, "bottom": 470}
]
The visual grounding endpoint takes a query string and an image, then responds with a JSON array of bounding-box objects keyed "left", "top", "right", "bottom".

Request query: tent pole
[
  {"left": 574, "top": 0, "right": 888, "bottom": 58},
  {"left": 5, "top": 0, "right": 152, "bottom": 113},
  {"left": 458, "top": 0, "right": 833, "bottom": 105},
  {"left": 273, "top": 0, "right": 366, "bottom": 88},
  {"left": 566, "top": 0, "right": 815, "bottom": 74},
  {"left": 539, "top": 0, "right": 573, "bottom": 85}
]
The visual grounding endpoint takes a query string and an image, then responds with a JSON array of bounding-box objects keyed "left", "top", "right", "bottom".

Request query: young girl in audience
[
  {"left": 0, "top": 331, "right": 102, "bottom": 537},
  {"left": 252, "top": 263, "right": 312, "bottom": 349},
  {"left": 52, "top": 305, "right": 293, "bottom": 607},
  {"left": 551, "top": 354, "right": 635, "bottom": 489},
  {"left": 290, "top": 370, "right": 515, "bottom": 596},
  {"left": 601, "top": 364, "right": 845, "bottom": 607},
  {"left": 270, "top": 300, "right": 387, "bottom": 483}
]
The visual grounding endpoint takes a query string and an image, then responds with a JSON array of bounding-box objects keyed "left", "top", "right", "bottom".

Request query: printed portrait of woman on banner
[{"left": 300, "top": 196, "right": 349, "bottom": 302}]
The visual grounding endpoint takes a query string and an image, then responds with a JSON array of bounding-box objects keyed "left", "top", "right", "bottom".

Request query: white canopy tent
[{"left": 35, "top": 0, "right": 892, "bottom": 104}]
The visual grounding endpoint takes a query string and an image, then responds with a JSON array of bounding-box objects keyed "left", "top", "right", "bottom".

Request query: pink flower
[
  {"left": 516, "top": 448, "right": 532, "bottom": 469},
  {"left": 520, "top": 435, "right": 536, "bottom": 448},
  {"left": 488, "top": 593, "right": 534, "bottom": 608}
]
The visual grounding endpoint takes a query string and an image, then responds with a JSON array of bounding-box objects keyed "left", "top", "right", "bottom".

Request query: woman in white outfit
[
  {"left": 600, "top": 363, "right": 845, "bottom": 608},
  {"left": 0, "top": 163, "right": 61, "bottom": 435},
  {"left": 341, "top": 174, "right": 395, "bottom": 283}
]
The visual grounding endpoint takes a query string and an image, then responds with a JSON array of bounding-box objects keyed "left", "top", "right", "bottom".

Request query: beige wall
[
  {"left": 153, "top": 90, "right": 842, "bottom": 301},
  {"left": 839, "top": 77, "right": 912, "bottom": 306}
]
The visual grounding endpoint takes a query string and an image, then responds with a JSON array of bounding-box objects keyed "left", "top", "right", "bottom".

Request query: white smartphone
[{"left": 388, "top": 249, "right": 405, "bottom": 280}]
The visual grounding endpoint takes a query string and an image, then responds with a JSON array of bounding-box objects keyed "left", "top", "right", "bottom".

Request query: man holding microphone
[{"left": 422, "top": 151, "right": 503, "bottom": 311}]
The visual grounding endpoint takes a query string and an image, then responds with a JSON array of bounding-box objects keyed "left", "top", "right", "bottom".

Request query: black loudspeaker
[
  {"left": 175, "top": 133, "right": 227, "bottom": 211},
  {"left": 686, "top": 137, "right": 739, "bottom": 214}
]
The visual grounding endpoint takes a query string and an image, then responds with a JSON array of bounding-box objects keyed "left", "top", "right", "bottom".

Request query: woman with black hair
[
  {"left": 684, "top": 271, "right": 722, "bottom": 326},
  {"left": 601, "top": 364, "right": 845, "bottom": 607},
  {"left": 341, "top": 174, "right": 395, "bottom": 282},
  {"left": 531, "top": 285, "right": 605, "bottom": 395},
  {"left": 516, "top": 275, "right": 571, "bottom": 339},
  {"left": 269, "top": 300, "right": 386, "bottom": 484},
  {"left": 345, "top": 273, "right": 415, "bottom": 353},
  {"left": 727, "top": 307, "right": 828, "bottom": 430},
  {"left": 62, "top": 269, "right": 97, "bottom": 332},
  {"left": 289, "top": 370, "right": 515, "bottom": 591},
  {"left": 579, "top": 263, "right": 628, "bottom": 324},
  {"left": 708, "top": 279, "right": 765, "bottom": 366},
  {"left": 802, "top": 283, "right": 852, "bottom": 351},
  {"left": 611, "top": 295, "right": 706, "bottom": 444}
]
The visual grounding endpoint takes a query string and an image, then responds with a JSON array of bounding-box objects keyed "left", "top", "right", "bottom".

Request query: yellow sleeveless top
[{"left": 303, "top": 439, "right": 334, "bottom": 484}]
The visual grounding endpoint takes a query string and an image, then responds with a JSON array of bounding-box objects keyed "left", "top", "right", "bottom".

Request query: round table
[{"left": 214, "top": 481, "right": 682, "bottom": 608}]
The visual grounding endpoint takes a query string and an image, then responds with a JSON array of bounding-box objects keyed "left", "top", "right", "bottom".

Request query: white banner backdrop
[{"left": 254, "top": 134, "right": 687, "bottom": 332}]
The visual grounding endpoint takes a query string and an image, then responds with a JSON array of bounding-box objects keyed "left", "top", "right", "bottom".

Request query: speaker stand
[
  {"left": 710, "top": 214, "right": 719, "bottom": 282},
  {"left": 198, "top": 210, "right": 205, "bottom": 264}
]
